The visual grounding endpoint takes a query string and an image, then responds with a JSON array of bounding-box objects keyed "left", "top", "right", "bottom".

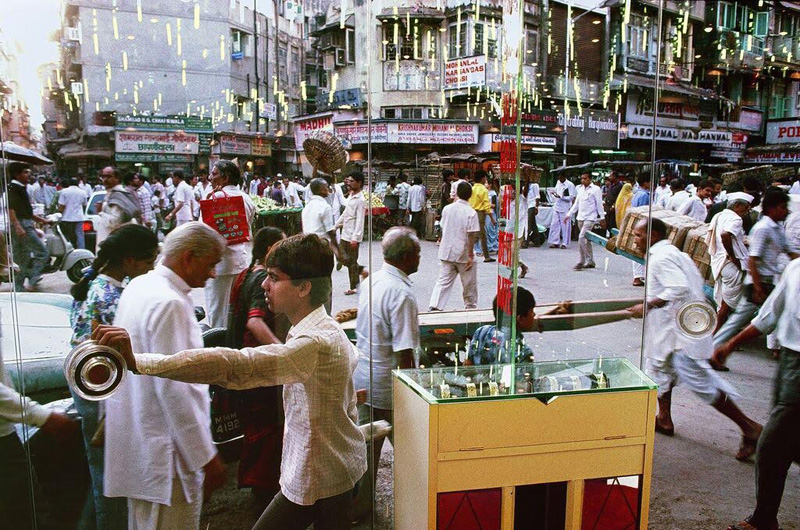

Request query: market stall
[{"left": 250, "top": 196, "right": 303, "bottom": 235}]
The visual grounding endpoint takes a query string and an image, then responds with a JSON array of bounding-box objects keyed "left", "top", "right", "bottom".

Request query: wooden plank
[
  {"left": 565, "top": 480, "right": 585, "bottom": 530},
  {"left": 501, "top": 486, "right": 516, "bottom": 530},
  {"left": 393, "top": 376, "right": 433, "bottom": 530}
]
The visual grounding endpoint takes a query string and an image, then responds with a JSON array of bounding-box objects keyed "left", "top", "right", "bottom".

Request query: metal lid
[
  {"left": 677, "top": 302, "right": 717, "bottom": 339},
  {"left": 63, "top": 340, "right": 128, "bottom": 401}
]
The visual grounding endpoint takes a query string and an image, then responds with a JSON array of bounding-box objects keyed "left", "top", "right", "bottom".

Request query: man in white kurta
[
  {"left": 105, "top": 224, "right": 226, "bottom": 530},
  {"left": 676, "top": 180, "right": 714, "bottom": 222},
  {"left": 627, "top": 219, "right": 761, "bottom": 458},
  {"left": 429, "top": 182, "right": 480, "bottom": 310},
  {"left": 548, "top": 175, "right": 576, "bottom": 248},
  {"left": 201, "top": 161, "right": 256, "bottom": 330}
]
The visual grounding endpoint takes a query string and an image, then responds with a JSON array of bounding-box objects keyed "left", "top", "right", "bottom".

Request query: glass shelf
[{"left": 393, "top": 357, "right": 656, "bottom": 404}]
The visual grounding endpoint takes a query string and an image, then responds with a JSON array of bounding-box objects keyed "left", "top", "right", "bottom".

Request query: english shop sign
[
  {"left": 766, "top": 120, "right": 800, "bottom": 144},
  {"left": 627, "top": 125, "right": 732, "bottom": 145}
]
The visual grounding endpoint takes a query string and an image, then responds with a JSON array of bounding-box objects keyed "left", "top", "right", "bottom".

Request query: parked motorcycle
[{"left": 41, "top": 214, "right": 95, "bottom": 283}]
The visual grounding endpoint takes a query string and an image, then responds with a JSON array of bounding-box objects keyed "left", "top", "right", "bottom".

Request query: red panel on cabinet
[{"left": 437, "top": 488, "right": 502, "bottom": 530}]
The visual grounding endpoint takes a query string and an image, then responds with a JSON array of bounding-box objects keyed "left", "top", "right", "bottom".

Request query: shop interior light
[{"left": 706, "top": 68, "right": 723, "bottom": 77}]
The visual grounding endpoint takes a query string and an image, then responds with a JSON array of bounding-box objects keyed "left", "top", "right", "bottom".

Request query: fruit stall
[{"left": 251, "top": 195, "right": 304, "bottom": 235}]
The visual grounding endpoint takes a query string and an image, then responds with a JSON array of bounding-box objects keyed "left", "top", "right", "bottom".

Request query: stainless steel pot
[{"left": 64, "top": 340, "right": 127, "bottom": 401}]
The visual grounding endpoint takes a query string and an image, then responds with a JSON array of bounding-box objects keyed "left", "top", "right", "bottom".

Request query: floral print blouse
[{"left": 70, "top": 274, "right": 125, "bottom": 346}]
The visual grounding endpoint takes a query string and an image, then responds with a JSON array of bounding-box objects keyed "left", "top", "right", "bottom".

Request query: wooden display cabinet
[{"left": 392, "top": 358, "right": 657, "bottom": 530}]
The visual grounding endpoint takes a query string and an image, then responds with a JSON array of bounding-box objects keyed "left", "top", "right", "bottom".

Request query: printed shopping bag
[{"left": 200, "top": 191, "right": 251, "bottom": 245}]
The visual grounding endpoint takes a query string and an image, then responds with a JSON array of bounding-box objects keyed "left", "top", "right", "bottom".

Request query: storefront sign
[
  {"left": 744, "top": 150, "right": 800, "bottom": 163},
  {"left": 559, "top": 108, "right": 620, "bottom": 148},
  {"left": 626, "top": 125, "right": 732, "bottom": 145},
  {"left": 333, "top": 122, "right": 478, "bottom": 144},
  {"left": 115, "top": 153, "right": 195, "bottom": 163},
  {"left": 316, "top": 88, "right": 365, "bottom": 112},
  {"left": 336, "top": 123, "right": 390, "bottom": 144},
  {"left": 388, "top": 122, "right": 478, "bottom": 144},
  {"left": 444, "top": 55, "right": 486, "bottom": 90},
  {"left": 251, "top": 137, "right": 272, "bottom": 157},
  {"left": 738, "top": 109, "right": 763, "bottom": 132},
  {"left": 219, "top": 134, "right": 252, "bottom": 156},
  {"left": 492, "top": 134, "right": 556, "bottom": 147},
  {"left": 710, "top": 149, "right": 744, "bottom": 162},
  {"left": 115, "top": 131, "right": 200, "bottom": 154},
  {"left": 519, "top": 109, "right": 560, "bottom": 134},
  {"left": 294, "top": 114, "right": 334, "bottom": 150},
  {"left": 626, "top": 93, "right": 704, "bottom": 127},
  {"left": 116, "top": 115, "right": 212, "bottom": 132},
  {"left": 766, "top": 119, "right": 800, "bottom": 144}
]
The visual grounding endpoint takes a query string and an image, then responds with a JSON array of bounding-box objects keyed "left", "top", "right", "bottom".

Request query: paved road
[{"left": 11, "top": 239, "right": 799, "bottom": 529}]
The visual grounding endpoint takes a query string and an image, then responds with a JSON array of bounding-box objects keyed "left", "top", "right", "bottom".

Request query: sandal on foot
[
  {"left": 655, "top": 419, "right": 674, "bottom": 436},
  {"left": 736, "top": 424, "right": 763, "bottom": 461},
  {"left": 344, "top": 289, "right": 357, "bottom": 296},
  {"left": 709, "top": 357, "right": 730, "bottom": 372}
]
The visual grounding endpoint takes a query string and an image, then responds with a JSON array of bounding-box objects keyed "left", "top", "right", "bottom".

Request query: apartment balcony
[{"left": 770, "top": 35, "right": 800, "bottom": 65}]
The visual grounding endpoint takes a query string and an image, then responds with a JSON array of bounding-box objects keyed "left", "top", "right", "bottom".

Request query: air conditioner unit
[
  {"left": 335, "top": 47, "right": 346, "bottom": 67},
  {"left": 323, "top": 51, "right": 335, "bottom": 70},
  {"left": 71, "top": 81, "right": 83, "bottom": 95},
  {"left": 65, "top": 27, "right": 80, "bottom": 41}
]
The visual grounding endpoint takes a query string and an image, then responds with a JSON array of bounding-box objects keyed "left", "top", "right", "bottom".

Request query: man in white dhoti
[
  {"left": 706, "top": 193, "right": 753, "bottom": 333},
  {"left": 104, "top": 222, "right": 227, "bottom": 530},
  {"left": 548, "top": 174, "right": 576, "bottom": 248}
]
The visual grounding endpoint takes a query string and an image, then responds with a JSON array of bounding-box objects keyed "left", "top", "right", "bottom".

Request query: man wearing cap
[
  {"left": 707, "top": 192, "right": 753, "bottom": 336},
  {"left": 711, "top": 189, "right": 798, "bottom": 370}
]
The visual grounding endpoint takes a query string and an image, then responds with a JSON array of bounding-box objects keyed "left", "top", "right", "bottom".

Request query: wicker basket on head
[{"left": 303, "top": 130, "right": 348, "bottom": 175}]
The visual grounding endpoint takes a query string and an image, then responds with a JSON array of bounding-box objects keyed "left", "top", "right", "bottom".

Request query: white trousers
[
  {"left": 204, "top": 273, "right": 238, "bottom": 330},
  {"left": 128, "top": 480, "right": 202, "bottom": 530},
  {"left": 577, "top": 220, "right": 595, "bottom": 266},
  {"left": 429, "top": 260, "right": 478, "bottom": 310},
  {"left": 632, "top": 262, "right": 645, "bottom": 279},
  {"left": 548, "top": 210, "right": 571, "bottom": 247}
]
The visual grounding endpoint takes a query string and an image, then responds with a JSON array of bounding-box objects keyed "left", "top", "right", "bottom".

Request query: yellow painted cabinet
[{"left": 393, "top": 358, "right": 657, "bottom": 530}]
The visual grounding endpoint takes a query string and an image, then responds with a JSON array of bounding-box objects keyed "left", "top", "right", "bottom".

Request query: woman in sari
[
  {"left": 615, "top": 182, "right": 634, "bottom": 228},
  {"left": 226, "top": 226, "right": 289, "bottom": 501}
]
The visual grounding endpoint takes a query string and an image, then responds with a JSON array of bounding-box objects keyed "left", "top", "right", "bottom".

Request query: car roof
[{"left": 0, "top": 293, "right": 73, "bottom": 362}]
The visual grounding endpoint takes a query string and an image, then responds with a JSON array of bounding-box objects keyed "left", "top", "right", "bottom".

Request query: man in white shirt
[
  {"left": 283, "top": 175, "right": 303, "bottom": 208},
  {"left": 627, "top": 218, "right": 762, "bottom": 458},
  {"left": 353, "top": 227, "right": 420, "bottom": 481},
  {"left": 194, "top": 171, "right": 213, "bottom": 204},
  {"left": 449, "top": 168, "right": 469, "bottom": 201},
  {"left": 653, "top": 176, "right": 672, "bottom": 208},
  {"left": 548, "top": 174, "right": 577, "bottom": 248},
  {"left": 430, "top": 181, "right": 480, "bottom": 310},
  {"left": 328, "top": 179, "right": 347, "bottom": 225},
  {"left": 165, "top": 170, "right": 195, "bottom": 226},
  {"left": 407, "top": 176, "right": 426, "bottom": 237},
  {"left": 715, "top": 260, "right": 800, "bottom": 530},
  {"left": 335, "top": 172, "right": 368, "bottom": 295},
  {"left": 395, "top": 172, "right": 411, "bottom": 225},
  {"left": 78, "top": 176, "right": 93, "bottom": 198},
  {"left": 790, "top": 177, "right": 800, "bottom": 195},
  {"left": 96, "top": 167, "right": 141, "bottom": 251},
  {"left": 676, "top": 179, "right": 714, "bottom": 222},
  {"left": 665, "top": 178, "right": 690, "bottom": 212},
  {"left": 58, "top": 177, "right": 88, "bottom": 249},
  {"left": 104, "top": 222, "right": 227, "bottom": 530},
  {"left": 94, "top": 233, "right": 367, "bottom": 530},
  {"left": 201, "top": 161, "right": 256, "bottom": 330},
  {"left": 567, "top": 173, "right": 605, "bottom": 270},
  {"left": 302, "top": 178, "right": 340, "bottom": 261},
  {"left": 706, "top": 193, "right": 753, "bottom": 332},
  {"left": 526, "top": 180, "right": 541, "bottom": 246}
]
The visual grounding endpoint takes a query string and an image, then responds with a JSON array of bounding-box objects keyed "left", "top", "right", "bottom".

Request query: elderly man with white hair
[
  {"left": 353, "top": 227, "right": 421, "bottom": 481},
  {"left": 104, "top": 222, "right": 227, "bottom": 530}
]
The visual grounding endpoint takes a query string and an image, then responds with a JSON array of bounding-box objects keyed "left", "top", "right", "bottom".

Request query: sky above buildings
[{"left": 0, "top": 0, "right": 60, "bottom": 135}]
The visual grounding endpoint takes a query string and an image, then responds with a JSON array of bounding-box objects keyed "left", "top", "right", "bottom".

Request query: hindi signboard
[{"left": 115, "top": 131, "right": 200, "bottom": 154}]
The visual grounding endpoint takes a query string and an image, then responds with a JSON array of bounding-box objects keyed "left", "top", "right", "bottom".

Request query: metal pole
[
  {"left": 639, "top": 0, "right": 664, "bottom": 370},
  {"left": 562, "top": 0, "right": 571, "bottom": 167},
  {"left": 254, "top": 0, "right": 259, "bottom": 132}
]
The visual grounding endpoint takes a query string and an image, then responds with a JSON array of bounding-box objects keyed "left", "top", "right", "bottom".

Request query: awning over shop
[
  {"left": 612, "top": 73, "right": 730, "bottom": 102},
  {"left": 779, "top": 1, "right": 800, "bottom": 12},
  {"left": 58, "top": 144, "right": 114, "bottom": 160}
]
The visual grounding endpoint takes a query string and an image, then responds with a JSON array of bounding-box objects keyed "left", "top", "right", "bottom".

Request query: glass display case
[{"left": 394, "top": 357, "right": 656, "bottom": 403}]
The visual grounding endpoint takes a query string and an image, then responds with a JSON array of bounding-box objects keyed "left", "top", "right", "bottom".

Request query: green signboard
[{"left": 115, "top": 115, "right": 213, "bottom": 132}]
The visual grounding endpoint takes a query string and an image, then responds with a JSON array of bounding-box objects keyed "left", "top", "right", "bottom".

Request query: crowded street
[{"left": 9, "top": 239, "right": 799, "bottom": 529}]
